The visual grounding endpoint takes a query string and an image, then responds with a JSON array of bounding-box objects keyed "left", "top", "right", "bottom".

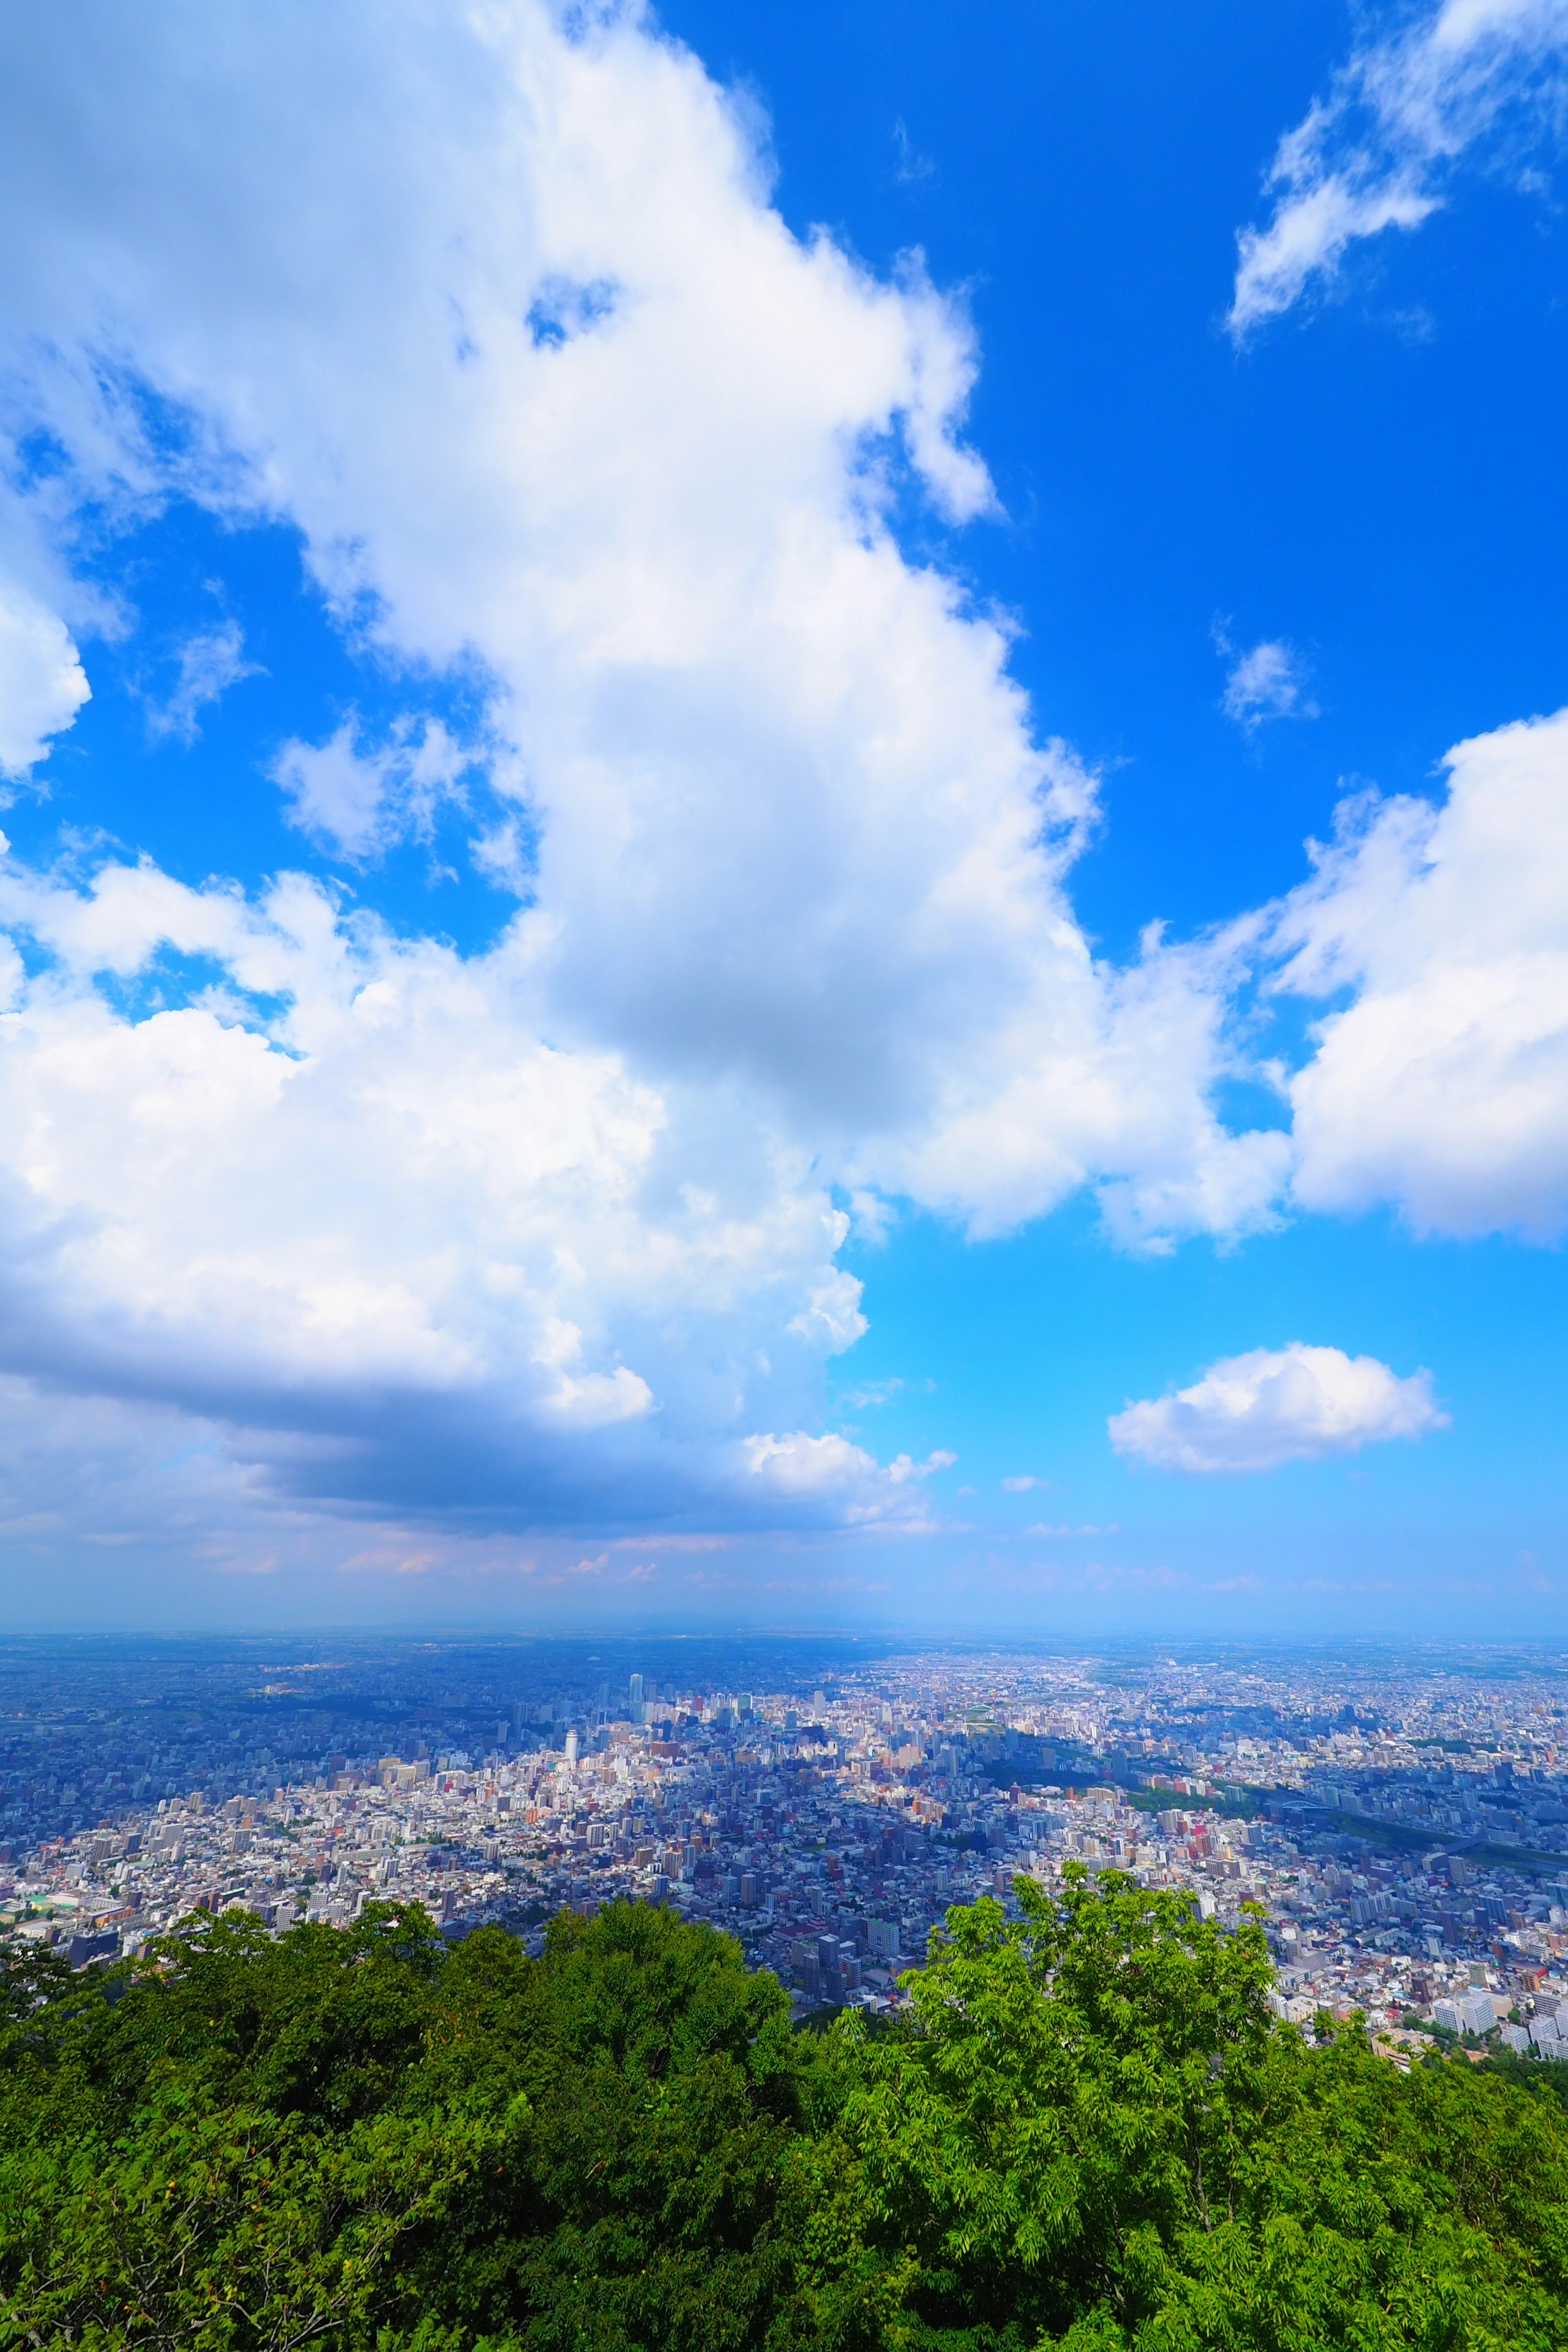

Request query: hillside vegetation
[{"left": 2, "top": 1868, "right": 1565, "bottom": 2350}]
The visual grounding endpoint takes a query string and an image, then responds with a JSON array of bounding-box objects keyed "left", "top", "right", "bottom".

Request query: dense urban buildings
[{"left": 7, "top": 1635, "right": 1568, "bottom": 2054}]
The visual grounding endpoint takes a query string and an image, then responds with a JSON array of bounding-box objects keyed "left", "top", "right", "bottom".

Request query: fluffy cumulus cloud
[
  {"left": 0, "top": 839, "right": 933, "bottom": 1535},
  {"left": 0, "top": 0, "right": 1287, "bottom": 1234},
  {"left": 1109, "top": 1343, "right": 1448, "bottom": 1473},
  {"left": 1271, "top": 707, "right": 1568, "bottom": 1237},
  {"left": 0, "top": 0, "right": 1303, "bottom": 1553},
  {"left": 1230, "top": 0, "right": 1568, "bottom": 336},
  {"left": 739, "top": 1433, "right": 954, "bottom": 1524},
  {"left": 0, "top": 578, "right": 90, "bottom": 780}
]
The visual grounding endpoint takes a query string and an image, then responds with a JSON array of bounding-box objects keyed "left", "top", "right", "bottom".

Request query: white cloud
[
  {"left": 1230, "top": 0, "right": 1568, "bottom": 336},
  {"left": 0, "top": 841, "right": 894, "bottom": 1532},
  {"left": 146, "top": 619, "right": 260, "bottom": 743},
  {"left": 273, "top": 715, "right": 473, "bottom": 859},
  {"left": 1001, "top": 1474, "right": 1044, "bottom": 1492},
  {"left": 1270, "top": 706, "right": 1568, "bottom": 1237},
  {"left": 0, "top": 2, "right": 1285, "bottom": 1251},
  {"left": 1217, "top": 633, "right": 1318, "bottom": 731},
  {"left": 1109, "top": 1342, "right": 1447, "bottom": 1473},
  {"left": 0, "top": 0, "right": 1317, "bottom": 1562},
  {"left": 0, "top": 578, "right": 89, "bottom": 778},
  {"left": 739, "top": 1431, "right": 952, "bottom": 1524}
]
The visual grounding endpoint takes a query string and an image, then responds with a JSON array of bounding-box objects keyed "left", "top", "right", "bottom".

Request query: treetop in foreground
[{"left": 2, "top": 1871, "right": 1565, "bottom": 2350}]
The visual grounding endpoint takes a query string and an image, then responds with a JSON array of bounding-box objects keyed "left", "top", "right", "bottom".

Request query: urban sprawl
[{"left": 7, "top": 1637, "right": 1568, "bottom": 2061}]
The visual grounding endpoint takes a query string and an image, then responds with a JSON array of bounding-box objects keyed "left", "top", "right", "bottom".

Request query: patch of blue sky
[
  {"left": 85, "top": 943, "right": 293, "bottom": 1038},
  {"left": 824, "top": 1192, "right": 1568, "bottom": 1631},
  {"left": 525, "top": 275, "right": 620, "bottom": 348},
  {"left": 20, "top": 497, "right": 528, "bottom": 957}
]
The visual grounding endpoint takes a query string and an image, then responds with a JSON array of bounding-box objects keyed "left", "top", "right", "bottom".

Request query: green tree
[
  {"left": 6, "top": 1880, "right": 1568, "bottom": 2352},
  {"left": 834, "top": 1868, "right": 1280, "bottom": 2348},
  {"left": 833, "top": 1865, "right": 1568, "bottom": 2350},
  {"left": 0, "top": 2089, "right": 492, "bottom": 2350},
  {"left": 403, "top": 1904, "right": 882, "bottom": 2350},
  {"left": 78, "top": 1903, "right": 448, "bottom": 2128}
]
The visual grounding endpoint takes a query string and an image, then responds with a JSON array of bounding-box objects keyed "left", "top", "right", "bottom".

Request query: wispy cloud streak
[{"left": 1230, "top": 0, "right": 1568, "bottom": 338}]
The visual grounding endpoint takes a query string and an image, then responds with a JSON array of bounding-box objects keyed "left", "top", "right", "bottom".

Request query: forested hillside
[{"left": 3, "top": 1870, "right": 1566, "bottom": 2350}]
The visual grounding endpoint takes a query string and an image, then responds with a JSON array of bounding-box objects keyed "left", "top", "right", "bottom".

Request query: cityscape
[{"left": 8, "top": 1635, "right": 1568, "bottom": 2061}]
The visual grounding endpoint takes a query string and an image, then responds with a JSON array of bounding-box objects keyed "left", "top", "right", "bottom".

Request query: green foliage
[
  {"left": 2, "top": 2090, "right": 491, "bottom": 2350},
  {"left": 831, "top": 1869, "right": 1282, "bottom": 2347},
  {"left": 2, "top": 1878, "right": 1567, "bottom": 2351},
  {"left": 830, "top": 1866, "right": 1568, "bottom": 2350}
]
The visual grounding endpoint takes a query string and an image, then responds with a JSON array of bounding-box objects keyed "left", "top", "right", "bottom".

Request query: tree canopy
[{"left": 2, "top": 1869, "right": 1564, "bottom": 2350}]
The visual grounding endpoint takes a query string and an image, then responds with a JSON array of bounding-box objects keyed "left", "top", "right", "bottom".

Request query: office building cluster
[{"left": 5, "top": 1636, "right": 1568, "bottom": 2054}]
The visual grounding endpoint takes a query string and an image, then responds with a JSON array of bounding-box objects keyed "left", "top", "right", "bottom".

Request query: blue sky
[{"left": 0, "top": 0, "right": 1564, "bottom": 1632}]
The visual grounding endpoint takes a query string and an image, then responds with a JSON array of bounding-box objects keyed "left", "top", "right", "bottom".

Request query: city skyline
[{"left": 10, "top": 1629, "right": 1568, "bottom": 2060}]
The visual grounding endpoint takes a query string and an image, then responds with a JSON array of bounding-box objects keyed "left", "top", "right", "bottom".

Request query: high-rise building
[{"left": 629, "top": 1673, "right": 645, "bottom": 1708}]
